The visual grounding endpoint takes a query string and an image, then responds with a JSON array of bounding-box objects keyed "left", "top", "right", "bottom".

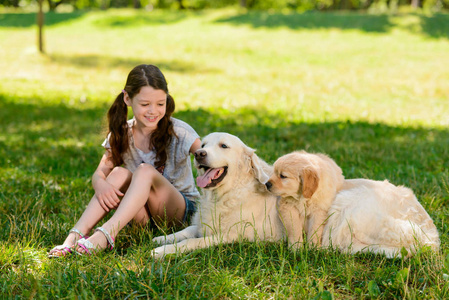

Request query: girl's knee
[
  {"left": 106, "top": 167, "right": 132, "bottom": 187},
  {"left": 108, "top": 166, "right": 131, "bottom": 178},
  {"left": 134, "top": 163, "right": 159, "bottom": 178}
]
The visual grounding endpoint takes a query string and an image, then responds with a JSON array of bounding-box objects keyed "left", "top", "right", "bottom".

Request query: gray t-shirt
[{"left": 102, "top": 118, "right": 200, "bottom": 203}]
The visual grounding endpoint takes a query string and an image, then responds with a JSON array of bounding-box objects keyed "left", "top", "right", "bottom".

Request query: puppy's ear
[
  {"left": 245, "top": 146, "right": 270, "bottom": 184},
  {"left": 301, "top": 167, "right": 319, "bottom": 198}
]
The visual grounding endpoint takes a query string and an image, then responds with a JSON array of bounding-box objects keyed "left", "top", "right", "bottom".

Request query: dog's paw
[
  {"left": 151, "top": 244, "right": 177, "bottom": 259},
  {"left": 152, "top": 234, "right": 173, "bottom": 245},
  {"left": 151, "top": 246, "right": 166, "bottom": 259}
]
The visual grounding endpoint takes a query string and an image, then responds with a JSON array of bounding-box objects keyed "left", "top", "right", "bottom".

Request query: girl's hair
[{"left": 107, "top": 64, "right": 176, "bottom": 168}]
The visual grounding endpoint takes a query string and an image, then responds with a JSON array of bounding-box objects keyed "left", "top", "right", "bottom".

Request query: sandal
[
  {"left": 48, "top": 228, "right": 89, "bottom": 258},
  {"left": 76, "top": 227, "right": 115, "bottom": 255}
]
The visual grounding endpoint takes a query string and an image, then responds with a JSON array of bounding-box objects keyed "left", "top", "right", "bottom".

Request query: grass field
[{"left": 0, "top": 7, "right": 448, "bottom": 299}]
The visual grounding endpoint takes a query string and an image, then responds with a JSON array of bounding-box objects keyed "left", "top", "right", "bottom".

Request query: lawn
[{"left": 0, "top": 7, "right": 448, "bottom": 299}]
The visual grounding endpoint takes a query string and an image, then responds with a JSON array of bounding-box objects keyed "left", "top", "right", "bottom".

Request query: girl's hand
[{"left": 94, "top": 179, "right": 124, "bottom": 212}]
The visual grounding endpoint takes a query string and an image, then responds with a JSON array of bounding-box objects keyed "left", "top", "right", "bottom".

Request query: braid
[
  {"left": 151, "top": 94, "right": 177, "bottom": 168},
  {"left": 107, "top": 92, "right": 129, "bottom": 166}
]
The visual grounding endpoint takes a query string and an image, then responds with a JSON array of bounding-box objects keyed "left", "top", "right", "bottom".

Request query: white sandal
[
  {"left": 76, "top": 227, "right": 115, "bottom": 255},
  {"left": 48, "top": 228, "right": 89, "bottom": 258}
]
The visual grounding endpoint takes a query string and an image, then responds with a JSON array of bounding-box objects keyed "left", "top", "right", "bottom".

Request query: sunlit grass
[
  {"left": 0, "top": 8, "right": 448, "bottom": 299},
  {"left": 1, "top": 9, "right": 448, "bottom": 126}
]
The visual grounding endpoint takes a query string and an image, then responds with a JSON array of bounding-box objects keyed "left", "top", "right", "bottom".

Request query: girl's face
[{"left": 124, "top": 86, "right": 167, "bottom": 133}]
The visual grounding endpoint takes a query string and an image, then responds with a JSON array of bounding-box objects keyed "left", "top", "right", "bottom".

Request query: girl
[{"left": 49, "top": 64, "right": 201, "bottom": 256}]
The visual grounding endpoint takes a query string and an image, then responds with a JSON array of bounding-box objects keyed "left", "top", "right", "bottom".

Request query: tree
[
  {"left": 176, "top": 0, "right": 185, "bottom": 9},
  {"left": 37, "top": 0, "right": 45, "bottom": 53},
  {"left": 133, "top": 0, "right": 142, "bottom": 8}
]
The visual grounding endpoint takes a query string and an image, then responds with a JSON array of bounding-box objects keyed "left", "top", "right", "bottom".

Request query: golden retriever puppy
[
  {"left": 265, "top": 151, "right": 345, "bottom": 247},
  {"left": 151, "top": 132, "right": 285, "bottom": 258},
  {"left": 266, "top": 151, "right": 440, "bottom": 257}
]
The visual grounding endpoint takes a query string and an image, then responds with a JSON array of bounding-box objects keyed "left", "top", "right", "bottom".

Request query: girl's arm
[
  {"left": 189, "top": 138, "right": 201, "bottom": 155},
  {"left": 92, "top": 151, "right": 124, "bottom": 212}
]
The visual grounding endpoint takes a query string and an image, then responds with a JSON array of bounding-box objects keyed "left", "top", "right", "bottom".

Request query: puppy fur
[
  {"left": 266, "top": 151, "right": 440, "bottom": 257},
  {"left": 266, "top": 151, "right": 344, "bottom": 247}
]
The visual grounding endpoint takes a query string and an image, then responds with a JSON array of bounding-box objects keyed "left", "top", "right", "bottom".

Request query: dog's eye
[
  {"left": 220, "top": 143, "right": 229, "bottom": 149},
  {"left": 280, "top": 174, "right": 287, "bottom": 179}
]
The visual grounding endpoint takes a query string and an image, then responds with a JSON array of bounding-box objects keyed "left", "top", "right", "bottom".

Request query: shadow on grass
[
  {"left": 2, "top": 10, "right": 448, "bottom": 39},
  {"left": 1, "top": 93, "right": 447, "bottom": 185},
  {"left": 0, "top": 9, "right": 197, "bottom": 28},
  {"left": 0, "top": 11, "right": 86, "bottom": 27},
  {"left": 216, "top": 11, "right": 391, "bottom": 33},
  {"left": 420, "top": 13, "right": 449, "bottom": 39},
  {"left": 0, "top": 94, "right": 447, "bottom": 244},
  {"left": 1, "top": 95, "right": 447, "bottom": 299},
  {"left": 214, "top": 11, "right": 449, "bottom": 39},
  {"left": 48, "top": 54, "right": 219, "bottom": 74}
]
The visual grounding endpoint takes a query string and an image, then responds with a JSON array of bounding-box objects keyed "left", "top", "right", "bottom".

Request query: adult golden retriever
[
  {"left": 151, "top": 132, "right": 285, "bottom": 258},
  {"left": 265, "top": 151, "right": 440, "bottom": 258}
]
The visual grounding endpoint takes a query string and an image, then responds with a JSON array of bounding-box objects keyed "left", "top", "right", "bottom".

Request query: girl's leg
[
  {"left": 49, "top": 167, "right": 132, "bottom": 256},
  {"left": 78, "top": 163, "right": 186, "bottom": 251}
]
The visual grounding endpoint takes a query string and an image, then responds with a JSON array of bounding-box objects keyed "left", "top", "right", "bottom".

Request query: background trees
[{"left": 1, "top": 0, "right": 448, "bottom": 11}]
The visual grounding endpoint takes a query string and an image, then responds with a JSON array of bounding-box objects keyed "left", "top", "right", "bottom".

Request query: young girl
[{"left": 49, "top": 64, "right": 201, "bottom": 256}]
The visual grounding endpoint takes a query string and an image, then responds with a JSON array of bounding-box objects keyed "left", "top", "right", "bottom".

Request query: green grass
[{"left": 0, "top": 8, "right": 448, "bottom": 299}]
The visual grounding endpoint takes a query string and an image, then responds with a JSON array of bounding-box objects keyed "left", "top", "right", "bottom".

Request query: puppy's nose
[
  {"left": 195, "top": 149, "right": 207, "bottom": 159},
  {"left": 265, "top": 181, "right": 272, "bottom": 191}
]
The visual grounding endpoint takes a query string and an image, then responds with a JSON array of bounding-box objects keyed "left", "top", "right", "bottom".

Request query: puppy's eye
[
  {"left": 280, "top": 174, "right": 287, "bottom": 179},
  {"left": 220, "top": 144, "right": 229, "bottom": 149}
]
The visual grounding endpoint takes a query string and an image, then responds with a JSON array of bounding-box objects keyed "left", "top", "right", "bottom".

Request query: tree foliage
[{"left": 1, "top": 0, "right": 448, "bottom": 11}]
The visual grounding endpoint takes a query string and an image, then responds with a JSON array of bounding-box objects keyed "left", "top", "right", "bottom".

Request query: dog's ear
[
  {"left": 245, "top": 146, "right": 270, "bottom": 184},
  {"left": 301, "top": 167, "right": 319, "bottom": 198},
  {"left": 251, "top": 153, "right": 270, "bottom": 184}
]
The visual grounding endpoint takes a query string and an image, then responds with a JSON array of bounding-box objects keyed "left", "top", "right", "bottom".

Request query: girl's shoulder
[{"left": 171, "top": 117, "right": 198, "bottom": 136}]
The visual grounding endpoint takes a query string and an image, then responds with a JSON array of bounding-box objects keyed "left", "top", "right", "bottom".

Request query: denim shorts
[
  {"left": 182, "top": 193, "right": 197, "bottom": 223},
  {"left": 146, "top": 193, "right": 196, "bottom": 226}
]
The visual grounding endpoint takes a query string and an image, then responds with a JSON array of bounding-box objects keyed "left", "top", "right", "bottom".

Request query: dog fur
[
  {"left": 265, "top": 151, "right": 345, "bottom": 247},
  {"left": 266, "top": 151, "right": 440, "bottom": 257},
  {"left": 151, "top": 132, "right": 285, "bottom": 258}
]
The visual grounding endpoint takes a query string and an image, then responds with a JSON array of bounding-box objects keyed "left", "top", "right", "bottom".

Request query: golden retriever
[
  {"left": 151, "top": 132, "right": 285, "bottom": 258},
  {"left": 265, "top": 151, "right": 344, "bottom": 247},
  {"left": 266, "top": 151, "right": 440, "bottom": 257}
]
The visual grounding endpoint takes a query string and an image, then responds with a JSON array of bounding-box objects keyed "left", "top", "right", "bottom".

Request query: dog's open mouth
[{"left": 196, "top": 166, "right": 228, "bottom": 188}]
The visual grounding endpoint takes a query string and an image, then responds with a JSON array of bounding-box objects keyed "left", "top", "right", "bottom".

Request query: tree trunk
[
  {"left": 411, "top": 0, "right": 420, "bottom": 8},
  {"left": 100, "top": 0, "right": 108, "bottom": 10},
  {"left": 362, "top": 0, "right": 373, "bottom": 9},
  {"left": 133, "top": 0, "right": 141, "bottom": 9},
  {"left": 47, "top": 0, "right": 55, "bottom": 11},
  {"left": 177, "top": 0, "right": 185, "bottom": 9},
  {"left": 38, "top": 0, "right": 45, "bottom": 53},
  {"left": 240, "top": 0, "right": 247, "bottom": 8}
]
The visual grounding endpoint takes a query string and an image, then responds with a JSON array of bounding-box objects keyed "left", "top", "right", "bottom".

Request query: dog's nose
[
  {"left": 265, "top": 181, "right": 272, "bottom": 191},
  {"left": 195, "top": 149, "right": 207, "bottom": 159}
]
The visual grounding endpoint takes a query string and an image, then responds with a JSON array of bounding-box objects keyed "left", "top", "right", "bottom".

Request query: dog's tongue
[{"left": 197, "top": 168, "right": 223, "bottom": 188}]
